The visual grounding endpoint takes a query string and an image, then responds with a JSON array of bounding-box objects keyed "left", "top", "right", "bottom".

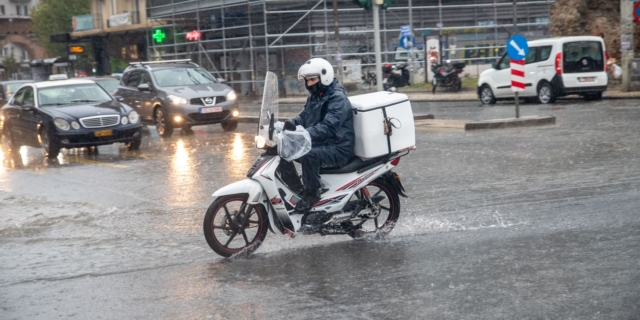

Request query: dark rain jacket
[{"left": 291, "top": 79, "right": 355, "bottom": 155}]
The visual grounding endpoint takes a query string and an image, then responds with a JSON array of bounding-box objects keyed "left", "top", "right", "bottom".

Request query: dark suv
[{"left": 114, "top": 60, "right": 239, "bottom": 137}]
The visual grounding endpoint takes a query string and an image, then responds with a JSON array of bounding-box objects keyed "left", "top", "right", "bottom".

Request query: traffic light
[
  {"left": 381, "top": 0, "right": 396, "bottom": 10},
  {"left": 352, "top": 0, "right": 371, "bottom": 9},
  {"left": 352, "top": 0, "right": 394, "bottom": 10}
]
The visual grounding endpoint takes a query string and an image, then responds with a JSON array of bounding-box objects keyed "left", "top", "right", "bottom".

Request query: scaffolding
[{"left": 145, "top": 0, "right": 554, "bottom": 96}]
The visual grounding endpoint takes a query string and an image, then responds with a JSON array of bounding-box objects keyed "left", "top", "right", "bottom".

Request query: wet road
[{"left": 1, "top": 99, "right": 639, "bottom": 319}]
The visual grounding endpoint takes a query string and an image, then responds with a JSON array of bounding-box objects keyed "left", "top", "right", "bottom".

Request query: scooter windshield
[{"left": 256, "top": 71, "right": 279, "bottom": 148}]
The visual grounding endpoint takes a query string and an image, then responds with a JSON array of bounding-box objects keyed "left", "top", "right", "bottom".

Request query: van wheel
[
  {"left": 537, "top": 83, "right": 556, "bottom": 104},
  {"left": 480, "top": 85, "right": 496, "bottom": 105}
]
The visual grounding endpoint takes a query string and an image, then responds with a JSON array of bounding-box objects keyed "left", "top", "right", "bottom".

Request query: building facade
[
  {"left": 71, "top": 0, "right": 554, "bottom": 96},
  {"left": 0, "top": 0, "right": 48, "bottom": 80}
]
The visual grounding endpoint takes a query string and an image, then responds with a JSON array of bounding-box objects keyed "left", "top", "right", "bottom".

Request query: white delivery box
[{"left": 348, "top": 91, "right": 416, "bottom": 159}]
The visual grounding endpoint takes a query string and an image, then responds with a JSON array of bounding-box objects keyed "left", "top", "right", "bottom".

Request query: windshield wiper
[
  {"left": 40, "top": 103, "right": 68, "bottom": 106},
  {"left": 69, "top": 99, "right": 99, "bottom": 103},
  {"left": 185, "top": 69, "right": 201, "bottom": 85}
]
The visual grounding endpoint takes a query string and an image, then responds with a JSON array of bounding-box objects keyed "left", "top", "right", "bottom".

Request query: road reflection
[
  {"left": 167, "top": 139, "right": 197, "bottom": 207},
  {"left": 225, "top": 133, "right": 252, "bottom": 180}
]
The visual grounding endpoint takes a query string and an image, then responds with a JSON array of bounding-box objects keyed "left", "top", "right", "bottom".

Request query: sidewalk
[
  {"left": 237, "top": 87, "right": 635, "bottom": 130},
  {"left": 240, "top": 88, "right": 640, "bottom": 107}
]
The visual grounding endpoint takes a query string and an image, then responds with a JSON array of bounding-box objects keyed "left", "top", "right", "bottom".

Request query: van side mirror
[{"left": 137, "top": 83, "right": 150, "bottom": 92}]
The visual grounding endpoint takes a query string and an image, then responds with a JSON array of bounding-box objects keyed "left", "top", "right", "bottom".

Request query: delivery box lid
[{"left": 348, "top": 91, "right": 409, "bottom": 111}]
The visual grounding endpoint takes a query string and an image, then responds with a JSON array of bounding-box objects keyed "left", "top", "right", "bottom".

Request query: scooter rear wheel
[
  {"left": 203, "top": 194, "right": 269, "bottom": 257},
  {"left": 347, "top": 179, "right": 400, "bottom": 240}
]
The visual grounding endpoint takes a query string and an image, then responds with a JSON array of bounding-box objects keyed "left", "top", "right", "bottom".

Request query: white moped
[{"left": 203, "top": 72, "right": 413, "bottom": 257}]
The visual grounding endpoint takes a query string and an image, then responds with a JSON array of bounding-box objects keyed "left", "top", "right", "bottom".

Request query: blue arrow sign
[{"left": 506, "top": 35, "right": 529, "bottom": 61}]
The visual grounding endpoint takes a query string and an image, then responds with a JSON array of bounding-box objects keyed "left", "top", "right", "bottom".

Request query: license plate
[
  {"left": 200, "top": 107, "right": 222, "bottom": 114},
  {"left": 94, "top": 130, "right": 112, "bottom": 137},
  {"left": 578, "top": 77, "right": 595, "bottom": 83}
]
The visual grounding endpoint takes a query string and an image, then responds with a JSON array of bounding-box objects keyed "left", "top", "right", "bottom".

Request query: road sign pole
[
  {"left": 515, "top": 92, "right": 519, "bottom": 118},
  {"left": 373, "top": 3, "right": 383, "bottom": 91}
]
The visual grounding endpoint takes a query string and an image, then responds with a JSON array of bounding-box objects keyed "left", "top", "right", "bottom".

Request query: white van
[{"left": 477, "top": 36, "right": 608, "bottom": 104}]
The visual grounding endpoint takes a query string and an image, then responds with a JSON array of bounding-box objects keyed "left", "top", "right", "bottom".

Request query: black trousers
[{"left": 277, "top": 145, "right": 352, "bottom": 193}]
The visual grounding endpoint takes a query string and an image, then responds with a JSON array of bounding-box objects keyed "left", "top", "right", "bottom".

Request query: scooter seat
[{"left": 319, "top": 155, "right": 387, "bottom": 175}]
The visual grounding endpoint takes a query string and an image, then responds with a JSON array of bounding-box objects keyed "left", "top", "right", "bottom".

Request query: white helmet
[{"left": 298, "top": 58, "right": 334, "bottom": 86}]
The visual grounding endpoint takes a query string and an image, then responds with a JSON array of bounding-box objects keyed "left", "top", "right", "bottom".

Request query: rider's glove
[{"left": 274, "top": 121, "right": 284, "bottom": 133}]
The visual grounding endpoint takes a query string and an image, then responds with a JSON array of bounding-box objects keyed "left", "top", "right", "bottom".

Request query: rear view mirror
[
  {"left": 22, "top": 104, "right": 36, "bottom": 111},
  {"left": 114, "top": 95, "right": 125, "bottom": 102},
  {"left": 137, "top": 83, "right": 150, "bottom": 92},
  {"left": 216, "top": 78, "right": 227, "bottom": 83}
]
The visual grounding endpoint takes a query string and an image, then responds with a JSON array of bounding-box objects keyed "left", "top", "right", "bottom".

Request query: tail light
[
  {"left": 390, "top": 157, "right": 400, "bottom": 166},
  {"left": 555, "top": 53, "right": 562, "bottom": 74},
  {"left": 439, "top": 68, "right": 445, "bottom": 73}
]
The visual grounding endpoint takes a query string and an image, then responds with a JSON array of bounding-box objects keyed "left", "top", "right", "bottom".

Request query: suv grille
[
  {"left": 190, "top": 96, "right": 226, "bottom": 105},
  {"left": 189, "top": 110, "right": 230, "bottom": 121},
  {"left": 80, "top": 115, "right": 120, "bottom": 128}
]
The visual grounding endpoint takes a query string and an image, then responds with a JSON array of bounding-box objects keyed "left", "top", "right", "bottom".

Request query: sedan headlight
[
  {"left": 167, "top": 95, "right": 188, "bottom": 105},
  {"left": 128, "top": 111, "right": 140, "bottom": 123},
  {"left": 121, "top": 116, "right": 129, "bottom": 125},
  {"left": 54, "top": 118, "right": 71, "bottom": 131},
  {"left": 71, "top": 121, "right": 80, "bottom": 129},
  {"left": 226, "top": 90, "right": 237, "bottom": 101}
]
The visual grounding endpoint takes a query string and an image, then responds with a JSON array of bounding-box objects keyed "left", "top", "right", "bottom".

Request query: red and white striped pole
[{"left": 510, "top": 58, "right": 526, "bottom": 118}]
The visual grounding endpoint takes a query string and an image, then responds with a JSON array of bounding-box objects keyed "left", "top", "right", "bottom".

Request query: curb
[
  {"left": 238, "top": 113, "right": 435, "bottom": 124},
  {"left": 464, "top": 116, "right": 556, "bottom": 130}
]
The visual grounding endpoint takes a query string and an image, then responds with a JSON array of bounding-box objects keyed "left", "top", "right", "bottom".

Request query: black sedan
[{"left": 0, "top": 79, "right": 142, "bottom": 158}]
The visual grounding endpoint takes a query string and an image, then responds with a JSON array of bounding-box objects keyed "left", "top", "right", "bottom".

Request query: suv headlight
[
  {"left": 167, "top": 95, "right": 188, "bottom": 105},
  {"left": 226, "top": 90, "right": 237, "bottom": 101},
  {"left": 54, "top": 118, "right": 71, "bottom": 131},
  {"left": 128, "top": 111, "right": 140, "bottom": 123}
]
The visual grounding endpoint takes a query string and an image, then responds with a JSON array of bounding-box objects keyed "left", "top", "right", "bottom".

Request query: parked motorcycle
[
  {"left": 383, "top": 62, "right": 411, "bottom": 91},
  {"left": 431, "top": 60, "right": 465, "bottom": 93},
  {"left": 203, "top": 72, "right": 412, "bottom": 258}
]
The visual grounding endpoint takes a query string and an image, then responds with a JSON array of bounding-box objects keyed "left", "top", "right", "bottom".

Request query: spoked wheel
[
  {"left": 346, "top": 179, "right": 400, "bottom": 240},
  {"left": 203, "top": 194, "right": 269, "bottom": 258},
  {"left": 154, "top": 108, "right": 174, "bottom": 137}
]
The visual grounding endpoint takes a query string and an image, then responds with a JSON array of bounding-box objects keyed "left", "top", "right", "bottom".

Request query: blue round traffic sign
[
  {"left": 399, "top": 36, "right": 415, "bottom": 50},
  {"left": 506, "top": 35, "right": 529, "bottom": 61}
]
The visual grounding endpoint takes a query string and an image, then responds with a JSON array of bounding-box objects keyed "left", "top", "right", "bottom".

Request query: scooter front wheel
[{"left": 203, "top": 194, "right": 269, "bottom": 257}]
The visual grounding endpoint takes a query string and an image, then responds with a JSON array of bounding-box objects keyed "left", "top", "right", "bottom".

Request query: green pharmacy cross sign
[{"left": 152, "top": 29, "right": 166, "bottom": 43}]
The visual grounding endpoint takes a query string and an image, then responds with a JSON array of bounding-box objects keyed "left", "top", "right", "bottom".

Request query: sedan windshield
[
  {"left": 38, "top": 83, "right": 113, "bottom": 107},
  {"left": 152, "top": 68, "right": 216, "bottom": 87},
  {"left": 94, "top": 79, "right": 120, "bottom": 94}
]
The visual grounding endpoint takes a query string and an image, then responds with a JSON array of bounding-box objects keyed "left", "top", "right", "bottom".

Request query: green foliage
[
  {"left": 30, "top": 0, "right": 91, "bottom": 57},
  {"left": 2, "top": 56, "right": 18, "bottom": 74}
]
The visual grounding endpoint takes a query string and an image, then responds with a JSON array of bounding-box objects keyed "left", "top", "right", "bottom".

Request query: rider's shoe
[{"left": 294, "top": 188, "right": 321, "bottom": 222}]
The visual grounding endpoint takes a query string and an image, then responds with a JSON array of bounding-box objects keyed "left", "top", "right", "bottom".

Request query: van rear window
[{"left": 563, "top": 41, "right": 604, "bottom": 73}]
